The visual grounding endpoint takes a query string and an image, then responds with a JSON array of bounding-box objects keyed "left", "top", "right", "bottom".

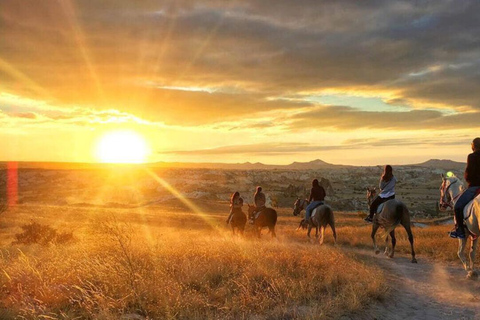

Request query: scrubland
[{"left": 0, "top": 204, "right": 387, "bottom": 320}]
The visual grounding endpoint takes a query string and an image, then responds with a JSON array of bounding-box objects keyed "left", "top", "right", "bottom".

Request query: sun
[{"left": 95, "top": 131, "right": 150, "bottom": 163}]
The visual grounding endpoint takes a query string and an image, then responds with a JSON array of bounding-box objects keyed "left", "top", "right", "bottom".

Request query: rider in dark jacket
[
  {"left": 304, "top": 179, "right": 326, "bottom": 224},
  {"left": 450, "top": 137, "right": 480, "bottom": 239}
]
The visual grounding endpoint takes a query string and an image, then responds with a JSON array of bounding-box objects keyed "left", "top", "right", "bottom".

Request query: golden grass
[{"left": 0, "top": 205, "right": 387, "bottom": 319}]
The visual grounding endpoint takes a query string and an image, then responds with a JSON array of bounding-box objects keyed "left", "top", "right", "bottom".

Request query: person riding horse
[
  {"left": 365, "top": 165, "right": 397, "bottom": 223},
  {"left": 449, "top": 137, "right": 480, "bottom": 239},
  {"left": 304, "top": 179, "right": 326, "bottom": 226},
  {"left": 226, "top": 191, "right": 243, "bottom": 224},
  {"left": 250, "top": 186, "right": 266, "bottom": 223}
]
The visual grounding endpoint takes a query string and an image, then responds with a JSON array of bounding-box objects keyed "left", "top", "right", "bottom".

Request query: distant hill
[
  {"left": 285, "top": 159, "right": 345, "bottom": 170},
  {"left": 410, "top": 159, "right": 466, "bottom": 171},
  {"left": 151, "top": 158, "right": 344, "bottom": 170}
]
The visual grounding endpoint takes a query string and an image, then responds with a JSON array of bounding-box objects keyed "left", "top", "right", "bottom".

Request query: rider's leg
[
  {"left": 226, "top": 209, "right": 234, "bottom": 224},
  {"left": 305, "top": 201, "right": 320, "bottom": 223},
  {"left": 452, "top": 187, "right": 479, "bottom": 238},
  {"left": 366, "top": 196, "right": 382, "bottom": 221}
]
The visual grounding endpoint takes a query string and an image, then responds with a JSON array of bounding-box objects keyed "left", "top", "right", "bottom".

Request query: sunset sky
[{"left": 1, "top": 1, "right": 479, "bottom": 165}]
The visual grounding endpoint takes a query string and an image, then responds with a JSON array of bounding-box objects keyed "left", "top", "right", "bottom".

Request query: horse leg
[
  {"left": 388, "top": 230, "right": 396, "bottom": 258},
  {"left": 384, "top": 235, "right": 390, "bottom": 256},
  {"left": 467, "top": 238, "right": 478, "bottom": 279},
  {"left": 269, "top": 226, "right": 276, "bottom": 238},
  {"left": 458, "top": 238, "right": 468, "bottom": 271},
  {"left": 329, "top": 221, "right": 337, "bottom": 245},
  {"left": 319, "top": 226, "right": 325, "bottom": 245},
  {"left": 403, "top": 223, "right": 417, "bottom": 263},
  {"left": 307, "top": 224, "right": 312, "bottom": 239},
  {"left": 371, "top": 224, "right": 380, "bottom": 255}
]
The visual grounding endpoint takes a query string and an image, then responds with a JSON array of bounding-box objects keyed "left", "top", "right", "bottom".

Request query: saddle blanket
[{"left": 311, "top": 202, "right": 325, "bottom": 219}]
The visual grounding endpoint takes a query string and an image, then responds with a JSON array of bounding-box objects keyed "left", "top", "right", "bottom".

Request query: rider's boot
[
  {"left": 449, "top": 224, "right": 466, "bottom": 239},
  {"left": 364, "top": 214, "right": 373, "bottom": 223}
]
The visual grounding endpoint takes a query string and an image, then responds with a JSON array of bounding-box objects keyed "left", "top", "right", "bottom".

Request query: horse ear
[{"left": 441, "top": 173, "right": 445, "bottom": 180}]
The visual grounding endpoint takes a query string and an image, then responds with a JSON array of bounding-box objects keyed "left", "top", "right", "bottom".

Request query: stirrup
[{"left": 449, "top": 230, "right": 465, "bottom": 239}]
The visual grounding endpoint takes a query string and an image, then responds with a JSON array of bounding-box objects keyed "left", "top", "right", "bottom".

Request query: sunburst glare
[{"left": 95, "top": 130, "right": 150, "bottom": 163}]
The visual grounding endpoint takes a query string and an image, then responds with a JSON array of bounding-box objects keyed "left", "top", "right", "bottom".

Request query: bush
[{"left": 13, "top": 222, "right": 74, "bottom": 245}]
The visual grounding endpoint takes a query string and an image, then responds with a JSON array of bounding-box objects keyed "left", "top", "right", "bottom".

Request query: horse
[
  {"left": 293, "top": 198, "right": 337, "bottom": 244},
  {"left": 439, "top": 174, "right": 479, "bottom": 279},
  {"left": 366, "top": 187, "right": 417, "bottom": 263},
  {"left": 247, "top": 204, "right": 277, "bottom": 238},
  {"left": 228, "top": 207, "right": 247, "bottom": 236}
]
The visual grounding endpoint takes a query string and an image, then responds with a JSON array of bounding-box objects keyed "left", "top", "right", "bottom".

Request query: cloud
[
  {"left": 159, "top": 135, "right": 473, "bottom": 157},
  {"left": 1, "top": 0, "right": 480, "bottom": 127},
  {"left": 288, "top": 105, "right": 480, "bottom": 131}
]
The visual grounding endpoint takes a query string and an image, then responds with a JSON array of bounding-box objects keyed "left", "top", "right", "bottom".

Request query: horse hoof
[
  {"left": 467, "top": 271, "right": 478, "bottom": 279},
  {"left": 388, "top": 254, "right": 394, "bottom": 259},
  {"left": 411, "top": 258, "right": 418, "bottom": 264},
  {"left": 375, "top": 250, "right": 380, "bottom": 255}
]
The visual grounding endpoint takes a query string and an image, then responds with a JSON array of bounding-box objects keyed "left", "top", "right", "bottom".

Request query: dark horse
[
  {"left": 366, "top": 187, "right": 417, "bottom": 263},
  {"left": 247, "top": 204, "right": 277, "bottom": 238},
  {"left": 228, "top": 207, "right": 247, "bottom": 235}
]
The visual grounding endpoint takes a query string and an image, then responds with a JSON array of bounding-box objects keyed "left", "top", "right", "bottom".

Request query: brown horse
[
  {"left": 293, "top": 198, "right": 336, "bottom": 244},
  {"left": 228, "top": 207, "right": 247, "bottom": 235},
  {"left": 366, "top": 187, "right": 417, "bottom": 263},
  {"left": 247, "top": 204, "right": 277, "bottom": 238}
]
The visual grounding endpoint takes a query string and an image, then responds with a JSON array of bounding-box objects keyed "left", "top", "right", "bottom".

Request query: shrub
[{"left": 13, "top": 222, "right": 74, "bottom": 245}]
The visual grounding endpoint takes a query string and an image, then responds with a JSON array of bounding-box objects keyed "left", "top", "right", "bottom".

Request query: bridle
[
  {"left": 366, "top": 188, "right": 376, "bottom": 206},
  {"left": 440, "top": 178, "right": 461, "bottom": 209},
  {"left": 293, "top": 199, "right": 308, "bottom": 216}
]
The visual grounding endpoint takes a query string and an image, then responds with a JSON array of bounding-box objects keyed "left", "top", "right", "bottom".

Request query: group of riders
[{"left": 226, "top": 137, "right": 480, "bottom": 240}]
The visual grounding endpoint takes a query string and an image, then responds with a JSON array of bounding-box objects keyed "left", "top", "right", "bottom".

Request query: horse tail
[
  {"left": 271, "top": 208, "right": 278, "bottom": 226},
  {"left": 325, "top": 205, "right": 334, "bottom": 224}
]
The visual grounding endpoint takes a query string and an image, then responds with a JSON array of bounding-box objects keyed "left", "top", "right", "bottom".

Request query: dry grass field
[
  {"left": 0, "top": 203, "right": 390, "bottom": 320},
  {"left": 0, "top": 166, "right": 477, "bottom": 319}
]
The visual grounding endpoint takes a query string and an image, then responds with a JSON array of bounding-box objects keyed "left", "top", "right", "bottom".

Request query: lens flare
[{"left": 96, "top": 131, "right": 150, "bottom": 163}]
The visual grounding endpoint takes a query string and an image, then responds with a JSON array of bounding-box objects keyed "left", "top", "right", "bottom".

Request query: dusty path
[{"left": 344, "top": 249, "right": 480, "bottom": 320}]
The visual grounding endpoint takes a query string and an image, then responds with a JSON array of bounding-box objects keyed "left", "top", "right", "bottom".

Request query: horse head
[
  {"left": 439, "top": 174, "right": 464, "bottom": 211},
  {"left": 366, "top": 187, "right": 377, "bottom": 206},
  {"left": 293, "top": 198, "right": 301, "bottom": 216},
  {"left": 293, "top": 198, "right": 308, "bottom": 216}
]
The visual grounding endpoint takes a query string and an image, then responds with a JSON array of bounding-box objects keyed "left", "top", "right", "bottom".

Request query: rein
[{"left": 441, "top": 179, "right": 461, "bottom": 208}]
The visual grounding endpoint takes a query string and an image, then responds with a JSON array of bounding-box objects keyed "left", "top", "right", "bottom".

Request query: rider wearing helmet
[{"left": 450, "top": 137, "right": 480, "bottom": 239}]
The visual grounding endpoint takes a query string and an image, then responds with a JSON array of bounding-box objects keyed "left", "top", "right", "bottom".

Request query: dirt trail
[{"left": 345, "top": 250, "right": 480, "bottom": 320}]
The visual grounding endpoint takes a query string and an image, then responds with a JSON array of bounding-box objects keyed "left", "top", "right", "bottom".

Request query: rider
[
  {"left": 365, "top": 165, "right": 397, "bottom": 223},
  {"left": 253, "top": 186, "right": 266, "bottom": 215},
  {"left": 304, "top": 179, "right": 326, "bottom": 225},
  {"left": 449, "top": 137, "right": 480, "bottom": 239},
  {"left": 226, "top": 191, "right": 243, "bottom": 224}
]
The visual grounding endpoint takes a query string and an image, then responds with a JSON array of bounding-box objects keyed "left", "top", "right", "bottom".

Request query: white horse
[{"left": 440, "top": 174, "right": 480, "bottom": 279}]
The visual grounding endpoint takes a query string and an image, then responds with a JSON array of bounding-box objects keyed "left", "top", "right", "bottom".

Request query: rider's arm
[{"left": 464, "top": 153, "right": 474, "bottom": 185}]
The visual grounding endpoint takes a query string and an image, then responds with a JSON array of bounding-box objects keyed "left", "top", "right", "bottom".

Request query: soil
[{"left": 346, "top": 250, "right": 480, "bottom": 320}]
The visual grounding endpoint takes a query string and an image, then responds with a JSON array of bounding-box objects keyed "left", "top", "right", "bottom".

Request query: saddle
[
  {"left": 375, "top": 202, "right": 386, "bottom": 214},
  {"left": 310, "top": 202, "right": 324, "bottom": 219}
]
